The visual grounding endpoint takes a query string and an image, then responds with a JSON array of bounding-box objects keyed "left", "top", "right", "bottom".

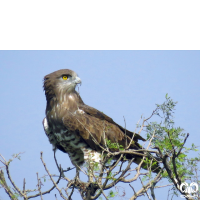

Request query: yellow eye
[{"left": 62, "top": 76, "right": 68, "bottom": 80}]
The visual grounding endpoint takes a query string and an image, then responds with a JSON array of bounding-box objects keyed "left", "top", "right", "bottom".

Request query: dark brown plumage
[{"left": 43, "top": 69, "right": 159, "bottom": 173}]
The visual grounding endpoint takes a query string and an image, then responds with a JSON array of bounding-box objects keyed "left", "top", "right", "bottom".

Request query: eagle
[{"left": 43, "top": 69, "right": 159, "bottom": 175}]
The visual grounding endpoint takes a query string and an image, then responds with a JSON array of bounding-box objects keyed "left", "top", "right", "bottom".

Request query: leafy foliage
[
  {"left": 145, "top": 94, "right": 200, "bottom": 193},
  {"left": 105, "top": 139, "right": 124, "bottom": 151}
]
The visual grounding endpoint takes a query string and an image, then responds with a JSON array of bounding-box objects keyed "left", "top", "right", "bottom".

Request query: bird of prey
[{"left": 43, "top": 69, "right": 159, "bottom": 174}]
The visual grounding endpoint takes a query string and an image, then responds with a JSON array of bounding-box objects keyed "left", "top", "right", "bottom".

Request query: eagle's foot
[
  {"left": 63, "top": 167, "right": 75, "bottom": 172},
  {"left": 57, "top": 166, "right": 67, "bottom": 178},
  {"left": 67, "top": 177, "right": 85, "bottom": 190},
  {"left": 75, "top": 176, "right": 81, "bottom": 184}
]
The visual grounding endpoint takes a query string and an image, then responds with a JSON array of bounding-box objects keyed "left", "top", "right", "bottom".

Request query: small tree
[{"left": 1, "top": 95, "right": 199, "bottom": 200}]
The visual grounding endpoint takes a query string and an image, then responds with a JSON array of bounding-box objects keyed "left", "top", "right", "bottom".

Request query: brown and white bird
[{"left": 43, "top": 69, "right": 159, "bottom": 174}]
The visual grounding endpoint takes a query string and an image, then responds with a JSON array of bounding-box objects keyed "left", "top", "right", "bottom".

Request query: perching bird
[{"left": 43, "top": 69, "right": 160, "bottom": 174}]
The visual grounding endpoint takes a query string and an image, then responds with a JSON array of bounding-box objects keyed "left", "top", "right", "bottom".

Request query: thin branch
[
  {"left": 160, "top": 151, "right": 194, "bottom": 200},
  {"left": 0, "top": 154, "right": 6, "bottom": 163},
  {"left": 171, "top": 154, "right": 180, "bottom": 186},
  {"left": 130, "top": 149, "right": 159, "bottom": 154},
  {"left": 135, "top": 108, "right": 158, "bottom": 149},
  {"left": 144, "top": 108, "right": 158, "bottom": 122},
  {"left": 150, "top": 181, "right": 157, "bottom": 200},
  {"left": 121, "top": 157, "right": 144, "bottom": 183},
  {"left": 109, "top": 151, "right": 146, "bottom": 157},
  {"left": 129, "top": 184, "right": 138, "bottom": 198},
  {"left": 126, "top": 131, "right": 137, "bottom": 150},
  {"left": 129, "top": 170, "right": 162, "bottom": 200},
  {"left": 104, "top": 158, "right": 135, "bottom": 189},
  {"left": 68, "top": 181, "right": 76, "bottom": 200},
  {"left": 0, "top": 170, "right": 19, "bottom": 200},
  {"left": 36, "top": 173, "right": 43, "bottom": 200},
  {"left": 23, "top": 178, "right": 26, "bottom": 194},
  {"left": 28, "top": 173, "right": 62, "bottom": 199},
  {"left": 54, "top": 150, "right": 74, "bottom": 182},
  {"left": 166, "top": 130, "right": 175, "bottom": 152},
  {"left": 139, "top": 177, "right": 152, "bottom": 200},
  {"left": 103, "top": 120, "right": 109, "bottom": 151},
  {"left": 123, "top": 116, "right": 127, "bottom": 149},
  {"left": 176, "top": 133, "right": 189, "bottom": 157},
  {"left": 0, "top": 153, "right": 28, "bottom": 199},
  {"left": 155, "top": 183, "right": 173, "bottom": 189},
  {"left": 39, "top": 152, "right": 67, "bottom": 200},
  {"left": 5, "top": 162, "right": 24, "bottom": 197},
  {"left": 91, "top": 170, "right": 109, "bottom": 200}
]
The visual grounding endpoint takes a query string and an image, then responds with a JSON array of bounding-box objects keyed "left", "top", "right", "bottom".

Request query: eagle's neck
[{"left": 46, "top": 91, "right": 84, "bottom": 121}]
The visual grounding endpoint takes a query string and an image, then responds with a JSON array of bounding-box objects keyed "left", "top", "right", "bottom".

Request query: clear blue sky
[{"left": 0, "top": 51, "right": 200, "bottom": 200}]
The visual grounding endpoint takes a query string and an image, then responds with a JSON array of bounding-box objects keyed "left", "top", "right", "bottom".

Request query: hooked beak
[{"left": 74, "top": 76, "right": 82, "bottom": 86}]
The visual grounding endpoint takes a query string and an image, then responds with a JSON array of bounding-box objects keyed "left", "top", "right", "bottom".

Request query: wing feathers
[
  {"left": 79, "top": 104, "right": 146, "bottom": 142},
  {"left": 62, "top": 109, "right": 141, "bottom": 151}
]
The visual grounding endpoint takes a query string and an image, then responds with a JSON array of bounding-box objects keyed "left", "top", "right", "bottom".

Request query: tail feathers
[{"left": 127, "top": 153, "right": 161, "bottom": 173}]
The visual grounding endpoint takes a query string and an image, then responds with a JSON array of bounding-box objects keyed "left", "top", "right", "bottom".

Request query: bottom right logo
[{"left": 180, "top": 182, "right": 198, "bottom": 198}]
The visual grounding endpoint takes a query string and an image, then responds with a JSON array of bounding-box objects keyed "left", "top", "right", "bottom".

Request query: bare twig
[
  {"left": 40, "top": 152, "right": 67, "bottom": 200},
  {"left": 105, "top": 158, "right": 135, "bottom": 189},
  {"left": 155, "top": 183, "right": 173, "bottom": 189},
  {"left": 68, "top": 181, "right": 76, "bottom": 200},
  {"left": 144, "top": 108, "right": 159, "bottom": 123},
  {"left": 176, "top": 133, "right": 189, "bottom": 157},
  {"left": 91, "top": 171, "right": 108, "bottom": 200},
  {"left": 121, "top": 157, "right": 144, "bottom": 183},
  {"left": 126, "top": 131, "right": 137, "bottom": 150},
  {"left": 0, "top": 170, "right": 19, "bottom": 200},
  {"left": 0, "top": 153, "right": 27, "bottom": 199},
  {"left": 5, "top": 161, "right": 24, "bottom": 197},
  {"left": 36, "top": 173, "right": 43, "bottom": 200},
  {"left": 129, "top": 184, "right": 138, "bottom": 198},
  {"left": 23, "top": 178, "right": 26, "bottom": 194},
  {"left": 123, "top": 116, "right": 127, "bottom": 148},
  {"left": 139, "top": 177, "right": 152, "bottom": 200},
  {"left": 28, "top": 170, "right": 62, "bottom": 199},
  {"left": 0, "top": 154, "right": 7, "bottom": 163},
  {"left": 129, "top": 170, "right": 162, "bottom": 200},
  {"left": 54, "top": 150, "right": 74, "bottom": 182}
]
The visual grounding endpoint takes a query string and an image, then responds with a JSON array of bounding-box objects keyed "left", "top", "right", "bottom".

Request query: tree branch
[
  {"left": 0, "top": 170, "right": 19, "bottom": 200},
  {"left": 40, "top": 152, "right": 67, "bottom": 200}
]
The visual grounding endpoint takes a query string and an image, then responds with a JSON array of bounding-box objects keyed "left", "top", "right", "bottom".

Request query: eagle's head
[{"left": 43, "top": 69, "right": 81, "bottom": 102}]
